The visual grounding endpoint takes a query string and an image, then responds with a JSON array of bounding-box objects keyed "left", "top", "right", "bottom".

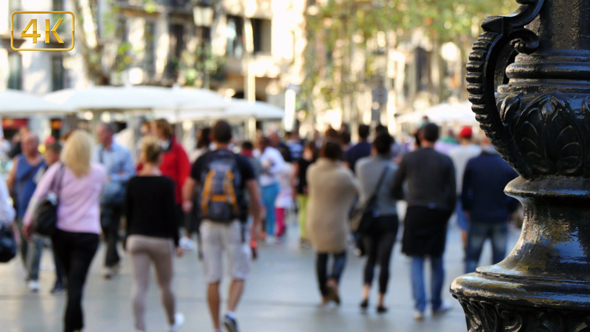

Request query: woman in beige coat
[{"left": 307, "top": 140, "right": 359, "bottom": 304}]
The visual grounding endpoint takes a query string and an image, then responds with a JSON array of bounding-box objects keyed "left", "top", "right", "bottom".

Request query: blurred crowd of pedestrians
[{"left": 0, "top": 116, "right": 521, "bottom": 332}]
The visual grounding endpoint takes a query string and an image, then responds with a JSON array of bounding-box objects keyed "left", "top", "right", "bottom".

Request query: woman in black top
[
  {"left": 125, "top": 137, "right": 184, "bottom": 332},
  {"left": 291, "top": 141, "right": 318, "bottom": 246}
]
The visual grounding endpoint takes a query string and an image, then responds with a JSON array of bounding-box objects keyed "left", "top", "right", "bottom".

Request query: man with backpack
[{"left": 183, "top": 120, "right": 262, "bottom": 332}]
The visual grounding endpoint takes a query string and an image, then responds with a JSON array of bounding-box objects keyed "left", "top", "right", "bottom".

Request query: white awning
[{"left": 0, "top": 89, "right": 74, "bottom": 115}]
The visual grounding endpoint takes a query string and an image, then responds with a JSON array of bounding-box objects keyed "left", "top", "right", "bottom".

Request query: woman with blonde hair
[
  {"left": 23, "top": 130, "right": 107, "bottom": 332},
  {"left": 125, "top": 136, "right": 184, "bottom": 332}
]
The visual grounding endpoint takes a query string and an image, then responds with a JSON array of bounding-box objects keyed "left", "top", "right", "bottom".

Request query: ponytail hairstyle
[{"left": 140, "top": 136, "right": 164, "bottom": 164}]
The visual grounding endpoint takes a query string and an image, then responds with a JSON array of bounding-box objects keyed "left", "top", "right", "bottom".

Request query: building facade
[{"left": 0, "top": 0, "right": 307, "bottom": 138}]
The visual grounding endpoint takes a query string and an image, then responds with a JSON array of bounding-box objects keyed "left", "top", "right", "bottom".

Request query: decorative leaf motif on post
[
  {"left": 501, "top": 94, "right": 584, "bottom": 177},
  {"left": 454, "top": 295, "right": 590, "bottom": 332},
  {"left": 499, "top": 308, "right": 524, "bottom": 332}
]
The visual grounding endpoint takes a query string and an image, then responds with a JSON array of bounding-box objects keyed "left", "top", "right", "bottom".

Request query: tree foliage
[
  {"left": 70, "top": 0, "right": 157, "bottom": 85},
  {"left": 301, "top": 0, "right": 518, "bottom": 113},
  {"left": 404, "top": 0, "right": 516, "bottom": 41}
]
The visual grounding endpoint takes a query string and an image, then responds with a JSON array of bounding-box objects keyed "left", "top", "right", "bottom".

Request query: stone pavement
[{"left": 0, "top": 219, "right": 520, "bottom": 332}]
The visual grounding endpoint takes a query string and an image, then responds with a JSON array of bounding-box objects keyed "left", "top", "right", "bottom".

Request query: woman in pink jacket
[{"left": 24, "top": 130, "right": 107, "bottom": 332}]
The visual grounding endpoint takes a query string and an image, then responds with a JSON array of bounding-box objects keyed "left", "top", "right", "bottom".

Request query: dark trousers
[
  {"left": 53, "top": 247, "right": 65, "bottom": 285},
  {"left": 187, "top": 199, "right": 201, "bottom": 235},
  {"left": 465, "top": 222, "right": 509, "bottom": 273},
  {"left": 101, "top": 205, "right": 122, "bottom": 267},
  {"left": 316, "top": 252, "right": 346, "bottom": 296},
  {"left": 52, "top": 230, "right": 99, "bottom": 332},
  {"left": 362, "top": 215, "right": 399, "bottom": 294}
]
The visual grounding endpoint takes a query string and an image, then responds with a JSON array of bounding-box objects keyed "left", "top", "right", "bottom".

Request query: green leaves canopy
[{"left": 302, "top": 0, "right": 517, "bottom": 111}]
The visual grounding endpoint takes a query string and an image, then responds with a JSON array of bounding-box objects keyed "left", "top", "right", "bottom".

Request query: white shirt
[
  {"left": 259, "top": 147, "right": 285, "bottom": 187},
  {"left": 275, "top": 163, "right": 294, "bottom": 209},
  {"left": 0, "top": 176, "right": 15, "bottom": 225},
  {"left": 449, "top": 144, "right": 482, "bottom": 194}
]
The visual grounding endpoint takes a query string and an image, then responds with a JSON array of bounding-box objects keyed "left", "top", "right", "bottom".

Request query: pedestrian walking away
[
  {"left": 292, "top": 141, "right": 318, "bottom": 247},
  {"left": 448, "top": 126, "right": 481, "bottom": 251},
  {"left": 307, "top": 140, "right": 359, "bottom": 305},
  {"left": 240, "top": 141, "right": 263, "bottom": 180},
  {"left": 152, "top": 119, "right": 192, "bottom": 251},
  {"left": 125, "top": 136, "right": 184, "bottom": 332},
  {"left": 269, "top": 131, "right": 293, "bottom": 163},
  {"left": 6, "top": 132, "right": 46, "bottom": 292},
  {"left": 183, "top": 120, "right": 262, "bottom": 332},
  {"left": 392, "top": 123, "right": 456, "bottom": 321},
  {"left": 257, "top": 136, "right": 285, "bottom": 242},
  {"left": 22, "top": 130, "right": 107, "bottom": 332},
  {"left": 95, "top": 123, "right": 136, "bottom": 279},
  {"left": 355, "top": 133, "right": 399, "bottom": 313},
  {"left": 184, "top": 127, "right": 214, "bottom": 257},
  {"left": 344, "top": 125, "right": 372, "bottom": 173},
  {"left": 275, "top": 148, "right": 294, "bottom": 238},
  {"left": 462, "top": 135, "right": 519, "bottom": 273},
  {"left": 184, "top": 127, "right": 212, "bottom": 253},
  {"left": 285, "top": 131, "right": 304, "bottom": 161}
]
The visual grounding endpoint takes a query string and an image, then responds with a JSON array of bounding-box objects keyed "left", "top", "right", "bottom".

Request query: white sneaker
[
  {"left": 169, "top": 312, "right": 184, "bottom": 332},
  {"left": 27, "top": 280, "right": 40, "bottom": 292},
  {"left": 179, "top": 237, "right": 196, "bottom": 251},
  {"left": 103, "top": 265, "right": 120, "bottom": 279},
  {"left": 414, "top": 311, "right": 425, "bottom": 321}
]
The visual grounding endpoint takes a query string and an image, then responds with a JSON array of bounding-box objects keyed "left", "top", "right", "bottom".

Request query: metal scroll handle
[{"left": 465, "top": 0, "right": 544, "bottom": 179}]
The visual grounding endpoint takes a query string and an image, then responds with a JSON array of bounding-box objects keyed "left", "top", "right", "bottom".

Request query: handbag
[
  {"left": 32, "top": 164, "right": 65, "bottom": 237},
  {"left": 0, "top": 224, "right": 17, "bottom": 263},
  {"left": 100, "top": 181, "right": 125, "bottom": 206},
  {"left": 350, "top": 166, "right": 389, "bottom": 234}
]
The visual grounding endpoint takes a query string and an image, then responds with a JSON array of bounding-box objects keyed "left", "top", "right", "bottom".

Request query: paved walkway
[{"left": 0, "top": 216, "right": 520, "bottom": 332}]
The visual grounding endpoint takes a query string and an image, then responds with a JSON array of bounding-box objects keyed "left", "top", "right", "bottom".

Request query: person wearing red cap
[{"left": 449, "top": 126, "right": 481, "bottom": 251}]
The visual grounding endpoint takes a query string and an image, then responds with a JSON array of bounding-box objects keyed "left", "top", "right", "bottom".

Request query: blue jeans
[
  {"left": 16, "top": 218, "right": 44, "bottom": 281},
  {"left": 465, "top": 222, "right": 509, "bottom": 273},
  {"left": 261, "top": 183, "right": 280, "bottom": 236},
  {"left": 316, "top": 252, "right": 347, "bottom": 296},
  {"left": 411, "top": 255, "right": 444, "bottom": 313},
  {"left": 455, "top": 199, "right": 469, "bottom": 231}
]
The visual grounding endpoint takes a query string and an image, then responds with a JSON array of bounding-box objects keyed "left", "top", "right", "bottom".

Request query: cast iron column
[{"left": 451, "top": 0, "right": 590, "bottom": 330}]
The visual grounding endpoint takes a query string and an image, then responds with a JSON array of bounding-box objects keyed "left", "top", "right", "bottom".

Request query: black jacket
[
  {"left": 392, "top": 147, "right": 456, "bottom": 211},
  {"left": 461, "top": 150, "right": 519, "bottom": 224}
]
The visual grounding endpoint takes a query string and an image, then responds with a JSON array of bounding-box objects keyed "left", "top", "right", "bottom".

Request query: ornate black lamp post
[{"left": 451, "top": 0, "right": 590, "bottom": 330}]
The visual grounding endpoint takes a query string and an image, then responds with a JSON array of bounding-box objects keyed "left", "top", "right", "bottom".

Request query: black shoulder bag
[
  {"left": 350, "top": 166, "right": 389, "bottom": 234},
  {"left": 33, "top": 164, "right": 66, "bottom": 237},
  {"left": 0, "top": 223, "right": 17, "bottom": 263}
]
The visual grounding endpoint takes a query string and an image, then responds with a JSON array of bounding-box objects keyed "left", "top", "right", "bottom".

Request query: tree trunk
[{"left": 70, "top": 0, "right": 109, "bottom": 85}]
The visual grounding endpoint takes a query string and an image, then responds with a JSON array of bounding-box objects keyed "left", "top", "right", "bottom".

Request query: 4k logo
[{"left": 11, "top": 11, "right": 75, "bottom": 51}]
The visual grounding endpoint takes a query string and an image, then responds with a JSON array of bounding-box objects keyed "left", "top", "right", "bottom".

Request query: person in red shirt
[{"left": 152, "top": 119, "right": 191, "bottom": 238}]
